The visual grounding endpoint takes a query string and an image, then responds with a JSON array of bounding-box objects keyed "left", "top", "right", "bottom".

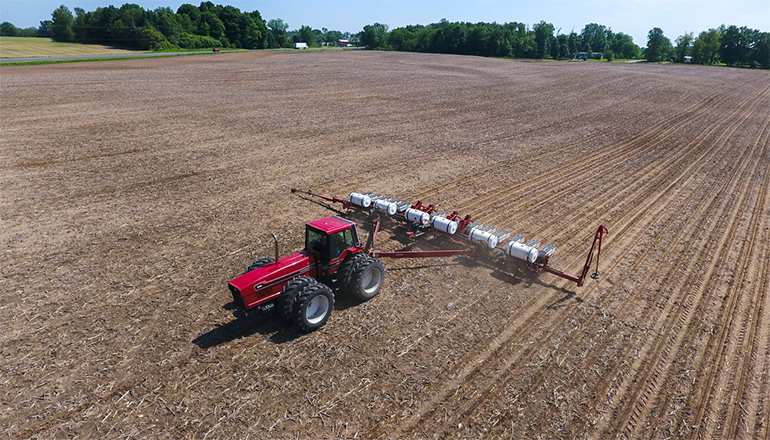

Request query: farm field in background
[
  {"left": 0, "top": 36, "right": 141, "bottom": 57},
  {"left": 1, "top": 51, "right": 768, "bottom": 439}
]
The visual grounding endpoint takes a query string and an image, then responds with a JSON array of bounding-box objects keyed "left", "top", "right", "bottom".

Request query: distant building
[
  {"left": 576, "top": 52, "right": 589, "bottom": 60},
  {"left": 293, "top": 42, "right": 308, "bottom": 49},
  {"left": 337, "top": 39, "right": 351, "bottom": 47},
  {"left": 684, "top": 56, "right": 693, "bottom": 63}
]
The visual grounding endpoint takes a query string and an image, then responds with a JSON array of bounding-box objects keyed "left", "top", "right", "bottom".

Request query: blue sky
[{"left": 2, "top": 0, "right": 768, "bottom": 47}]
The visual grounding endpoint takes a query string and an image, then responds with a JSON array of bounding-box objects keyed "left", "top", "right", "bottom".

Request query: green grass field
[{"left": 0, "top": 37, "right": 144, "bottom": 58}]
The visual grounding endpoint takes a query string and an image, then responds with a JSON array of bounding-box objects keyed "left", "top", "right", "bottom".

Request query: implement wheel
[{"left": 292, "top": 281, "right": 335, "bottom": 332}]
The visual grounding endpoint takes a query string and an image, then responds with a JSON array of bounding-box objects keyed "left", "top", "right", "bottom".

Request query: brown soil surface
[{"left": 1, "top": 51, "right": 768, "bottom": 439}]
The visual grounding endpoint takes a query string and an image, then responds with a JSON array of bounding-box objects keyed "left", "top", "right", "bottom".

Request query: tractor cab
[{"left": 305, "top": 216, "right": 360, "bottom": 264}]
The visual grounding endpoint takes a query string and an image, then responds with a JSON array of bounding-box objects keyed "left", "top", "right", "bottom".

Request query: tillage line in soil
[
  {"left": 692, "top": 116, "right": 770, "bottom": 440},
  {"left": 472, "top": 92, "right": 768, "bottom": 436},
  {"left": 551, "top": 85, "right": 770, "bottom": 437},
  {"left": 480, "top": 84, "right": 749, "bottom": 241},
  {"left": 746, "top": 219, "right": 770, "bottom": 440},
  {"left": 745, "top": 203, "right": 770, "bottom": 440},
  {"left": 413, "top": 78, "right": 758, "bottom": 209},
  {"left": 375, "top": 84, "right": 769, "bottom": 440},
  {"left": 466, "top": 78, "right": 765, "bottom": 225},
  {"left": 311, "top": 71, "right": 650, "bottom": 193},
  {"left": 440, "top": 83, "right": 770, "bottom": 438},
  {"left": 431, "top": 88, "right": 749, "bottom": 235},
  {"left": 482, "top": 82, "right": 770, "bottom": 280},
  {"left": 532, "top": 83, "right": 770, "bottom": 267},
  {"left": 598, "top": 90, "right": 770, "bottom": 440}
]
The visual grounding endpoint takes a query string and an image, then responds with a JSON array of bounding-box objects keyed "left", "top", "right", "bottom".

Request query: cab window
[
  {"left": 306, "top": 227, "right": 327, "bottom": 254},
  {"left": 329, "top": 228, "right": 354, "bottom": 260}
]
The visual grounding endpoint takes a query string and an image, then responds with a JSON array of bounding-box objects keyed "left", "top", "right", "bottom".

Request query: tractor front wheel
[
  {"left": 277, "top": 276, "right": 315, "bottom": 322},
  {"left": 292, "top": 281, "right": 335, "bottom": 332},
  {"left": 347, "top": 257, "right": 385, "bottom": 302},
  {"left": 336, "top": 252, "right": 370, "bottom": 291}
]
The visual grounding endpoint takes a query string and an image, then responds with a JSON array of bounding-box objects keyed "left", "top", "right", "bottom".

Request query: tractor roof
[{"left": 306, "top": 216, "right": 356, "bottom": 235}]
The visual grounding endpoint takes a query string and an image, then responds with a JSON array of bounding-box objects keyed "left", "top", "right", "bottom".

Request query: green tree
[
  {"left": 581, "top": 23, "right": 608, "bottom": 53},
  {"left": 138, "top": 25, "right": 172, "bottom": 50},
  {"left": 610, "top": 32, "right": 641, "bottom": 59},
  {"left": 646, "top": 27, "right": 672, "bottom": 62},
  {"left": 692, "top": 28, "right": 720, "bottom": 64},
  {"left": 674, "top": 32, "right": 694, "bottom": 62},
  {"left": 199, "top": 11, "right": 225, "bottom": 41},
  {"left": 38, "top": 20, "right": 52, "bottom": 37},
  {"left": 567, "top": 31, "right": 581, "bottom": 58},
  {"left": 0, "top": 22, "right": 20, "bottom": 36},
  {"left": 176, "top": 4, "right": 200, "bottom": 34},
  {"left": 267, "top": 18, "right": 289, "bottom": 48},
  {"left": 50, "top": 5, "right": 75, "bottom": 42},
  {"left": 533, "top": 21, "right": 554, "bottom": 58},
  {"left": 20, "top": 27, "right": 38, "bottom": 37},
  {"left": 360, "top": 22, "right": 388, "bottom": 49},
  {"left": 556, "top": 33, "right": 570, "bottom": 59},
  {"left": 752, "top": 32, "right": 769, "bottom": 69},
  {"left": 298, "top": 25, "right": 316, "bottom": 46},
  {"left": 720, "top": 25, "right": 759, "bottom": 66}
]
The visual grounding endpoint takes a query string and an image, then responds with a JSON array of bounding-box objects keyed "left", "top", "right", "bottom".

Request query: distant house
[
  {"left": 337, "top": 39, "right": 351, "bottom": 47},
  {"left": 684, "top": 56, "right": 693, "bottom": 63},
  {"left": 576, "top": 52, "right": 589, "bottom": 60},
  {"left": 293, "top": 42, "right": 308, "bottom": 49}
]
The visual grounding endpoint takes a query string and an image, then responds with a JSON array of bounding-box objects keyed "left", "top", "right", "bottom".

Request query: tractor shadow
[{"left": 192, "top": 303, "right": 306, "bottom": 347}]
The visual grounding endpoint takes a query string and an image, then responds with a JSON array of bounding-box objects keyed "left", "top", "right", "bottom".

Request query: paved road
[{"left": 0, "top": 50, "right": 236, "bottom": 63}]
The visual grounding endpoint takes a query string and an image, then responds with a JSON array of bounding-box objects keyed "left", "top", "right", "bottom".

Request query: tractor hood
[{"left": 229, "top": 251, "right": 317, "bottom": 309}]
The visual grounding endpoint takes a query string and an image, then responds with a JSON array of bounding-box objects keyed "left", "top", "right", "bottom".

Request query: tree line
[
  {"left": 0, "top": 3, "right": 351, "bottom": 51},
  {"left": 645, "top": 25, "right": 769, "bottom": 67},
  {"left": 362, "top": 20, "right": 768, "bottom": 68},
  {"left": 363, "top": 21, "right": 642, "bottom": 61},
  {"left": 1, "top": 2, "right": 767, "bottom": 68}
]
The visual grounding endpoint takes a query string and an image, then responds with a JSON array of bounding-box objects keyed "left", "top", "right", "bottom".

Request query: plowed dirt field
[{"left": 1, "top": 51, "right": 768, "bottom": 439}]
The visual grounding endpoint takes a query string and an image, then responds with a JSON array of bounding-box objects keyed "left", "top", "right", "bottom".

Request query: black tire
[
  {"left": 246, "top": 256, "right": 275, "bottom": 273},
  {"left": 335, "top": 252, "right": 370, "bottom": 291},
  {"left": 346, "top": 257, "right": 385, "bottom": 302},
  {"left": 292, "top": 282, "right": 335, "bottom": 332},
  {"left": 277, "top": 276, "right": 315, "bottom": 322}
]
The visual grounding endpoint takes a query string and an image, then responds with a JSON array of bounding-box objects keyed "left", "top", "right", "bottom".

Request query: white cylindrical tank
[
  {"left": 468, "top": 228, "right": 499, "bottom": 249},
  {"left": 404, "top": 208, "right": 430, "bottom": 225},
  {"left": 349, "top": 192, "right": 371, "bottom": 208},
  {"left": 431, "top": 216, "right": 458, "bottom": 234},
  {"left": 507, "top": 241, "right": 539, "bottom": 263},
  {"left": 374, "top": 199, "right": 398, "bottom": 216}
]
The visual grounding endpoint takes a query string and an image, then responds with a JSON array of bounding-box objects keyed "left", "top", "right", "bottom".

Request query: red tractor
[
  {"left": 228, "top": 216, "right": 385, "bottom": 332},
  {"left": 228, "top": 188, "right": 607, "bottom": 333}
]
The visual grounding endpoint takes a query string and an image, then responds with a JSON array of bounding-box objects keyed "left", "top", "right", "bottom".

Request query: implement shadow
[{"left": 457, "top": 256, "right": 580, "bottom": 307}]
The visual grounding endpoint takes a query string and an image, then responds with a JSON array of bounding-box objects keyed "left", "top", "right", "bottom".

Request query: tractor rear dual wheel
[{"left": 292, "top": 282, "right": 335, "bottom": 332}]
